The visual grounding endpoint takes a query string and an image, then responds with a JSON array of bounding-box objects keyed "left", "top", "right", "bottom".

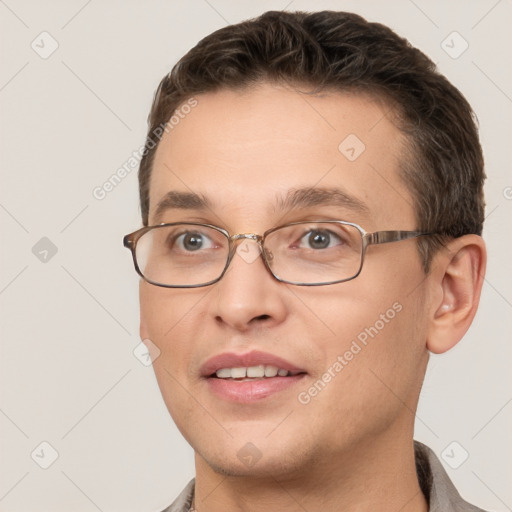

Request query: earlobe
[{"left": 426, "top": 235, "right": 486, "bottom": 354}]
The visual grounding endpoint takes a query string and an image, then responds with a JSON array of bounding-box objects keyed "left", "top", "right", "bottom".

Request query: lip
[
  {"left": 200, "top": 350, "right": 305, "bottom": 377},
  {"left": 207, "top": 375, "right": 306, "bottom": 403},
  {"left": 200, "top": 350, "right": 308, "bottom": 404}
]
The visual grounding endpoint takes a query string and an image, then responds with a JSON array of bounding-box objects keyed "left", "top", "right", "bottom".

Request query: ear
[{"left": 426, "top": 235, "right": 486, "bottom": 354}]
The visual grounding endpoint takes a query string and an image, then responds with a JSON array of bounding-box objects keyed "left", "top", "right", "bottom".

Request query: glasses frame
[{"left": 123, "top": 221, "right": 431, "bottom": 288}]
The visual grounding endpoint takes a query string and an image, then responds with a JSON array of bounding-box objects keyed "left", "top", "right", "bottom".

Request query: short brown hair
[{"left": 138, "top": 10, "right": 485, "bottom": 271}]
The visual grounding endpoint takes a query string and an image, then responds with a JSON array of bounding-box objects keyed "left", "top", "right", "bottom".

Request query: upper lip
[{"left": 200, "top": 350, "right": 306, "bottom": 377}]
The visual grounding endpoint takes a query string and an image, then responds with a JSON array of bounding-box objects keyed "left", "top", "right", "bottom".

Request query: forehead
[{"left": 149, "top": 83, "right": 415, "bottom": 229}]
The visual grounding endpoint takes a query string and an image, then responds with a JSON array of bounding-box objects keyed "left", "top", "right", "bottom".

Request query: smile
[
  {"left": 200, "top": 350, "right": 308, "bottom": 403},
  {"left": 214, "top": 365, "right": 303, "bottom": 379}
]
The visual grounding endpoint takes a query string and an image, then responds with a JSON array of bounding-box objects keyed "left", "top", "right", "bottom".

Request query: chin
[
  {"left": 202, "top": 453, "right": 306, "bottom": 479},
  {"left": 195, "top": 435, "right": 321, "bottom": 480}
]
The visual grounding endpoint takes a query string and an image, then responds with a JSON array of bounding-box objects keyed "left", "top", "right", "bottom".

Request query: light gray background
[{"left": 0, "top": 1, "right": 510, "bottom": 510}]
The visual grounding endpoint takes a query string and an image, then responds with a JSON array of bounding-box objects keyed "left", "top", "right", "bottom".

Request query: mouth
[
  {"left": 201, "top": 351, "right": 308, "bottom": 403},
  {"left": 211, "top": 365, "right": 304, "bottom": 380}
]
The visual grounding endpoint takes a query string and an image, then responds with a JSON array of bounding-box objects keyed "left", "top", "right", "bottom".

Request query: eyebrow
[
  {"left": 274, "top": 187, "right": 370, "bottom": 215},
  {"left": 152, "top": 186, "right": 370, "bottom": 223},
  {"left": 153, "top": 191, "right": 212, "bottom": 222}
]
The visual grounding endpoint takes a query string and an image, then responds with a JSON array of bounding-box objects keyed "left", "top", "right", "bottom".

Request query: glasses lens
[
  {"left": 136, "top": 224, "right": 229, "bottom": 287},
  {"left": 265, "top": 222, "right": 363, "bottom": 284}
]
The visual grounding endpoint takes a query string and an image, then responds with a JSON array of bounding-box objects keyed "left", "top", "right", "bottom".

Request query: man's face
[{"left": 140, "top": 84, "right": 430, "bottom": 477}]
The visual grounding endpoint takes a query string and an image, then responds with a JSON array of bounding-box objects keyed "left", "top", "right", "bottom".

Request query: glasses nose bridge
[
  {"left": 230, "top": 232, "right": 264, "bottom": 245},
  {"left": 228, "top": 232, "right": 271, "bottom": 262}
]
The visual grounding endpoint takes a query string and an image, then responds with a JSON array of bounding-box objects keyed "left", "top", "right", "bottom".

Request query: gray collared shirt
[{"left": 161, "top": 442, "right": 487, "bottom": 511}]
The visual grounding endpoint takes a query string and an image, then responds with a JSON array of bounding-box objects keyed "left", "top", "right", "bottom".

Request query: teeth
[
  {"left": 264, "top": 365, "right": 278, "bottom": 377},
  {"left": 247, "top": 365, "right": 265, "bottom": 378},
  {"left": 215, "top": 365, "right": 291, "bottom": 379},
  {"left": 215, "top": 368, "right": 232, "bottom": 378},
  {"left": 231, "top": 367, "right": 247, "bottom": 379}
]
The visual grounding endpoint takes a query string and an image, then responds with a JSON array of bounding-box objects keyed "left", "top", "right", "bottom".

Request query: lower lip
[{"left": 206, "top": 375, "right": 306, "bottom": 403}]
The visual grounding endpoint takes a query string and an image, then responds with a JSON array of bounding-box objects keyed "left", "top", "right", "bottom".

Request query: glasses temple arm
[{"left": 365, "top": 230, "right": 430, "bottom": 246}]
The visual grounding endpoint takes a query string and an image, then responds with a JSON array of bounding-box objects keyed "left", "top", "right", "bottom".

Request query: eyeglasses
[{"left": 123, "top": 221, "right": 430, "bottom": 288}]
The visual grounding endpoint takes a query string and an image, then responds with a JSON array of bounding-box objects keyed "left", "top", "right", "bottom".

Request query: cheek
[
  {"left": 294, "top": 293, "right": 427, "bottom": 449},
  {"left": 139, "top": 285, "right": 206, "bottom": 431},
  {"left": 302, "top": 265, "right": 428, "bottom": 415},
  {"left": 139, "top": 285, "right": 206, "bottom": 387},
  {"left": 140, "top": 283, "right": 207, "bottom": 340}
]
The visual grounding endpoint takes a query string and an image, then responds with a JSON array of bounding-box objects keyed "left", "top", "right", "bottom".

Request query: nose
[{"left": 210, "top": 238, "right": 288, "bottom": 332}]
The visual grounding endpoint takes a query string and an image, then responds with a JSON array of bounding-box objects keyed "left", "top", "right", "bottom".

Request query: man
[{"left": 124, "top": 10, "right": 487, "bottom": 512}]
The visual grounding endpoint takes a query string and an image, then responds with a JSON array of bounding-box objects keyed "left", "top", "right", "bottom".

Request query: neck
[{"left": 192, "top": 430, "right": 428, "bottom": 512}]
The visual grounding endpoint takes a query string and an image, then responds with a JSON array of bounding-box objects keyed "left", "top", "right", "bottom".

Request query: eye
[
  {"left": 298, "top": 229, "right": 342, "bottom": 250},
  {"left": 174, "top": 231, "right": 215, "bottom": 251}
]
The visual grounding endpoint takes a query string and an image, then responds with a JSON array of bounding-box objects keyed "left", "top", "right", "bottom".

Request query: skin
[{"left": 139, "top": 83, "right": 486, "bottom": 511}]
